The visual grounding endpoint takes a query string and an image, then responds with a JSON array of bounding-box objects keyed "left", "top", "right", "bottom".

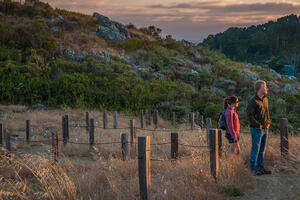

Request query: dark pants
[{"left": 250, "top": 128, "right": 268, "bottom": 170}]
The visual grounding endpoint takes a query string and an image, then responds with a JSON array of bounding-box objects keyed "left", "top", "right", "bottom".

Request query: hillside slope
[
  {"left": 201, "top": 14, "right": 300, "bottom": 76},
  {"left": 0, "top": 1, "right": 300, "bottom": 131}
]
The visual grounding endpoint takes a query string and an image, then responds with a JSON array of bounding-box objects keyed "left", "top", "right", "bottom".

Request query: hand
[{"left": 264, "top": 123, "right": 270, "bottom": 129}]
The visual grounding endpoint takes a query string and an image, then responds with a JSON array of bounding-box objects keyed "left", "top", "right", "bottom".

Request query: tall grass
[{"left": 0, "top": 105, "right": 300, "bottom": 199}]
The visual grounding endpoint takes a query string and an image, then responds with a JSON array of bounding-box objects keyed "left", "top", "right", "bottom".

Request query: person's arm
[
  {"left": 247, "top": 99, "right": 261, "bottom": 128},
  {"left": 225, "top": 110, "right": 237, "bottom": 140}
]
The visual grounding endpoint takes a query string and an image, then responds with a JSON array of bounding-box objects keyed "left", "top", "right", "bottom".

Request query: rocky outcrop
[
  {"left": 270, "top": 69, "right": 282, "bottom": 79},
  {"left": 63, "top": 49, "right": 112, "bottom": 62},
  {"left": 93, "top": 12, "right": 129, "bottom": 41}
]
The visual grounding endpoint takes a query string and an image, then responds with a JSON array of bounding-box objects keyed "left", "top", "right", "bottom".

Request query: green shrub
[{"left": 221, "top": 183, "right": 244, "bottom": 197}]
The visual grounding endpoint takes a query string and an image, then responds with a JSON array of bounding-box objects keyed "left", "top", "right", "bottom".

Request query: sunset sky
[{"left": 43, "top": 0, "right": 300, "bottom": 43}]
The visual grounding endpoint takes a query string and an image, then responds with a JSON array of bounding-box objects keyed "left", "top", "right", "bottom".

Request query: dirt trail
[{"left": 238, "top": 172, "right": 300, "bottom": 200}]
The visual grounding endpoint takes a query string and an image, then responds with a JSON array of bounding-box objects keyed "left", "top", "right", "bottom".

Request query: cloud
[
  {"left": 42, "top": 0, "right": 300, "bottom": 42},
  {"left": 149, "top": 1, "right": 300, "bottom": 14}
]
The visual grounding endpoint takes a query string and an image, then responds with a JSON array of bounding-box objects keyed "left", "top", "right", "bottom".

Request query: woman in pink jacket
[{"left": 224, "top": 96, "right": 241, "bottom": 155}]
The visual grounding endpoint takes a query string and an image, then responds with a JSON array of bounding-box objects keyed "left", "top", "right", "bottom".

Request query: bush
[{"left": 221, "top": 183, "right": 244, "bottom": 197}]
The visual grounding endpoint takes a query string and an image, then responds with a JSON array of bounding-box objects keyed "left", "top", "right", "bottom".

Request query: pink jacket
[{"left": 225, "top": 107, "right": 240, "bottom": 140}]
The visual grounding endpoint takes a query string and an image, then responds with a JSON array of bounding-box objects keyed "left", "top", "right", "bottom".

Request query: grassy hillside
[
  {"left": 0, "top": 1, "right": 300, "bottom": 132},
  {"left": 201, "top": 14, "right": 300, "bottom": 75}
]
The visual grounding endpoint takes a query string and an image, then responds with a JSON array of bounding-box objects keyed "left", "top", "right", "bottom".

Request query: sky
[{"left": 43, "top": 0, "right": 300, "bottom": 43}]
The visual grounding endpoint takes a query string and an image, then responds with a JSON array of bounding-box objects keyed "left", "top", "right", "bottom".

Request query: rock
[
  {"left": 93, "top": 12, "right": 112, "bottom": 27},
  {"left": 288, "top": 76, "right": 297, "bottom": 80},
  {"left": 268, "top": 81, "right": 280, "bottom": 93},
  {"left": 282, "top": 84, "right": 297, "bottom": 94},
  {"left": 96, "top": 26, "right": 126, "bottom": 41},
  {"left": 245, "top": 63, "right": 253, "bottom": 68},
  {"left": 63, "top": 49, "right": 86, "bottom": 62},
  {"left": 28, "top": 104, "right": 46, "bottom": 110},
  {"left": 51, "top": 15, "right": 65, "bottom": 26},
  {"left": 63, "top": 49, "right": 76, "bottom": 61},
  {"left": 270, "top": 69, "right": 282, "bottom": 79},
  {"left": 245, "top": 71, "right": 258, "bottom": 81},
  {"left": 93, "top": 12, "right": 129, "bottom": 41},
  {"left": 102, "top": 50, "right": 111, "bottom": 61},
  {"left": 76, "top": 52, "right": 86, "bottom": 62},
  {"left": 114, "top": 22, "right": 129, "bottom": 38},
  {"left": 191, "top": 69, "right": 198, "bottom": 74},
  {"left": 52, "top": 26, "right": 59, "bottom": 33}
]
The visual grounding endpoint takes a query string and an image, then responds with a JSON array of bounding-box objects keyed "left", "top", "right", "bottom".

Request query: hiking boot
[
  {"left": 260, "top": 168, "right": 272, "bottom": 175},
  {"left": 251, "top": 170, "right": 263, "bottom": 176}
]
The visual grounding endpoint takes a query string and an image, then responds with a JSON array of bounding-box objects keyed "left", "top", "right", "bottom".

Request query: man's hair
[{"left": 254, "top": 80, "right": 266, "bottom": 92}]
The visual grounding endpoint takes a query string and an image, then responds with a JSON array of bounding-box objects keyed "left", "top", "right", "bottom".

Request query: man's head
[{"left": 254, "top": 80, "right": 268, "bottom": 96}]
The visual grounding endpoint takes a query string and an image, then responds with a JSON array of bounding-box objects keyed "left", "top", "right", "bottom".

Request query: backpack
[
  {"left": 218, "top": 110, "right": 227, "bottom": 130},
  {"left": 218, "top": 108, "right": 234, "bottom": 130}
]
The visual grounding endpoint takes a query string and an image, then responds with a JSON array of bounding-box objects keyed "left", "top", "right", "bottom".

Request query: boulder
[
  {"left": 282, "top": 84, "right": 297, "bottom": 94},
  {"left": 245, "top": 71, "right": 258, "bottom": 81},
  {"left": 288, "top": 76, "right": 297, "bottom": 80},
  {"left": 51, "top": 15, "right": 65, "bottom": 26},
  {"left": 63, "top": 49, "right": 76, "bottom": 61},
  {"left": 93, "top": 12, "right": 112, "bottom": 27},
  {"left": 96, "top": 26, "right": 126, "bottom": 41},
  {"left": 245, "top": 63, "right": 253, "bottom": 68},
  {"left": 93, "top": 12, "right": 129, "bottom": 41},
  {"left": 63, "top": 49, "right": 86, "bottom": 62},
  {"left": 270, "top": 69, "right": 282, "bottom": 79},
  {"left": 191, "top": 69, "right": 198, "bottom": 74},
  {"left": 28, "top": 104, "right": 46, "bottom": 110},
  {"left": 101, "top": 50, "right": 111, "bottom": 61},
  {"left": 51, "top": 26, "right": 59, "bottom": 33}
]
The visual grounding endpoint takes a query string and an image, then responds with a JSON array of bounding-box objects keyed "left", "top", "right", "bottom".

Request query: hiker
[
  {"left": 223, "top": 96, "right": 240, "bottom": 155},
  {"left": 247, "top": 80, "right": 271, "bottom": 175}
]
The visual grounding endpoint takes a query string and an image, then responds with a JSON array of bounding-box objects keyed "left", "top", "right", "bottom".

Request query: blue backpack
[
  {"left": 218, "top": 108, "right": 234, "bottom": 130},
  {"left": 218, "top": 110, "right": 227, "bottom": 130}
]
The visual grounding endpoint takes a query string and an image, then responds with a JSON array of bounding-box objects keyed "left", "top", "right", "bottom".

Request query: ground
[{"left": 0, "top": 105, "right": 300, "bottom": 200}]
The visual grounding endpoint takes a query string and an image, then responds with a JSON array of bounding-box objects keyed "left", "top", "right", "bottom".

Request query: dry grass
[{"left": 0, "top": 105, "right": 300, "bottom": 200}]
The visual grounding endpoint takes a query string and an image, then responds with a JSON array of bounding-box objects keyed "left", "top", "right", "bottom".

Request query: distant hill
[
  {"left": 200, "top": 14, "right": 300, "bottom": 76},
  {"left": 0, "top": 1, "right": 300, "bottom": 131}
]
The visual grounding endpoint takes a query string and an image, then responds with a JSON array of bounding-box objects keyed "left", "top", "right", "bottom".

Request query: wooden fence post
[
  {"left": 86, "top": 112, "right": 89, "bottom": 131},
  {"left": 4, "top": 129, "right": 10, "bottom": 152},
  {"left": 206, "top": 118, "right": 212, "bottom": 145},
  {"left": 196, "top": 112, "right": 199, "bottom": 126},
  {"left": 113, "top": 111, "right": 117, "bottom": 129},
  {"left": 89, "top": 118, "right": 95, "bottom": 148},
  {"left": 121, "top": 132, "right": 128, "bottom": 161},
  {"left": 209, "top": 129, "right": 219, "bottom": 180},
  {"left": 218, "top": 129, "right": 222, "bottom": 157},
  {"left": 148, "top": 110, "right": 151, "bottom": 126},
  {"left": 65, "top": 115, "right": 69, "bottom": 139},
  {"left": 191, "top": 112, "right": 194, "bottom": 130},
  {"left": 26, "top": 120, "right": 30, "bottom": 143},
  {"left": 172, "top": 112, "right": 175, "bottom": 126},
  {"left": 130, "top": 120, "right": 136, "bottom": 150},
  {"left": 138, "top": 136, "right": 151, "bottom": 200},
  {"left": 280, "top": 118, "right": 289, "bottom": 158},
  {"left": 140, "top": 110, "right": 144, "bottom": 129},
  {"left": 153, "top": 109, "right": 158, "bottom": 128},
  {"left": 62, "top": 116, "right": 67, "bottom": 146},
  {"left": 171, "top": 132, "right": 178, "bottom": 159},
  {"left": 0, "top": 123, "right": 2, "bottom": 146},
  {"left": 200, "top": 115, "right": 204, "bottom": 129},
  {"left": 103, "top": 110, "right": 107, "bottom": 129},
  {"left": 51, "top": 132, "right": 58, "bottom": 163}
]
